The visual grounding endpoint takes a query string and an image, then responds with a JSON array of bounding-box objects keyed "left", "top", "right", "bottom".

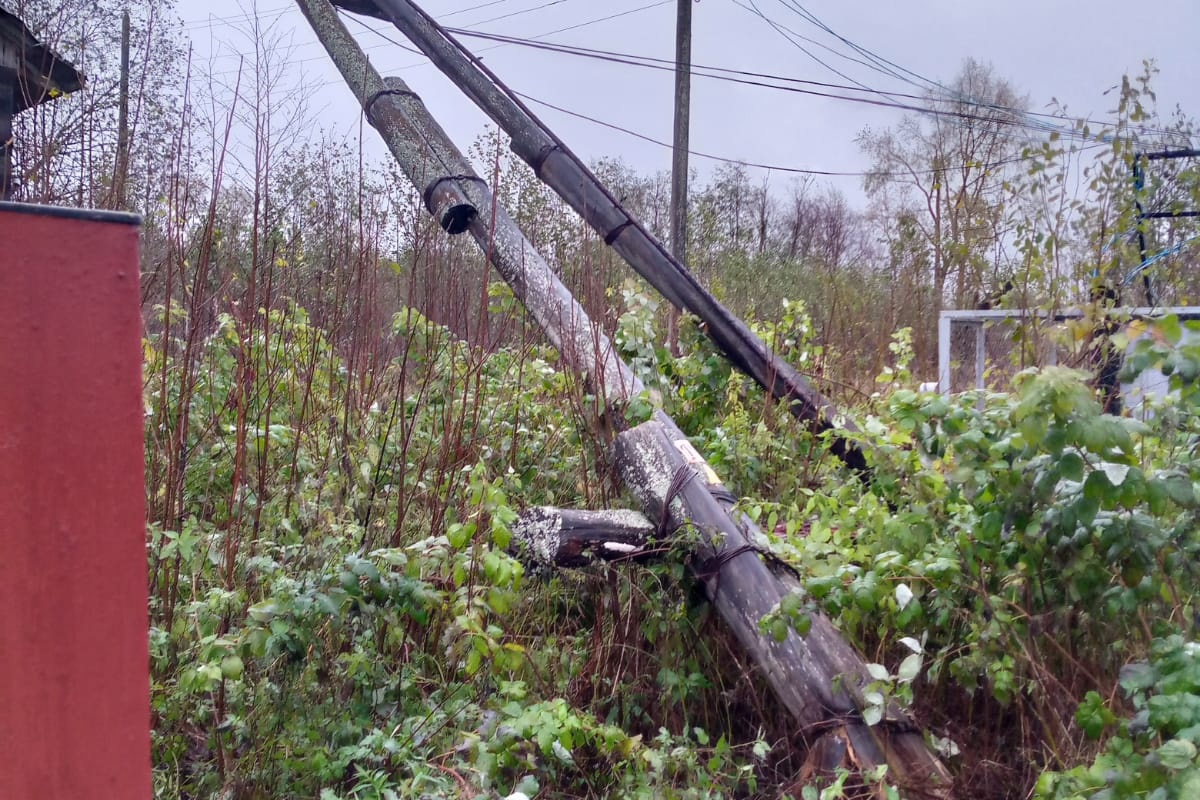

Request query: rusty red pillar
[{"left": 0, "top": 202, "right": 150, "bottom": 799}]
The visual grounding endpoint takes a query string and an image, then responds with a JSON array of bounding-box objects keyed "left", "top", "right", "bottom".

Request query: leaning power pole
[
  {"left": 301, "top": 1, "right": 954, "bottom": 792},
  {"left": 667, "top": 0, "right": 691, "bottom": 356},
  {"left": 329, "top": 0, "right": 871, "bottom": 478}
]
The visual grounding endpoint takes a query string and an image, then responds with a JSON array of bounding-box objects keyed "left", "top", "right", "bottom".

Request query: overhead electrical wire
[
  {"left": 201, "top": 0, "right": 670, "bottom": 78},
  {"left": 323, "top": 9, "right": 1100, "bottom": 178},
  {"left": 775, "top": 0, "right": 932, "bottom": 89},
  {"left": 180, "top": 0, "right": 517, "bottom": 31},
  {"left": 731, "top": 0, "right": 879, "bottom": 92},
  {"left": 765, "top": 0, "right": 1188, "bottom": 144},
  {"left": 188, "top": 2, "right": 1183, "bottom": 145},
  {"left": 513, "top": 91, "right": 1104, "bottom": 178},
  {"left": 443, "top": 27, "right": 1127, "bottom": 142},
  {"left": 196, "top": 0, "right": 660, "bottom": 66},
  {"left": 188, "top": 1, "right": 1163, "bottom": 181},
  {"left": 734, "top": 0, "right": 1093, "bottom": 149},
  {"left": 455, "top": 0, "right": 576, "bottom": 29}
]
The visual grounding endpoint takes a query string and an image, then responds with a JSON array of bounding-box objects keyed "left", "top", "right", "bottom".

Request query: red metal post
[{"left": 0, "top": 203, "right": 150, "bottom": 799}]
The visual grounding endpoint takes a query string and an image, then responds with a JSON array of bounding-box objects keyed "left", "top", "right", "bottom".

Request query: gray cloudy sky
[{"left": 188, "top": 0, "right": 1200, "bottom": 201}]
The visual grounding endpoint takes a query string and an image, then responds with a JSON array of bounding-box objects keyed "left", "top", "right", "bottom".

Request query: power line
[
  {"left": 287, "top": 10, "right": 1098, "bottom": 179},
  {"left": 175, "top": 1, "right": 1193, "bottom": 149},
  {"left": 775, "top": 0, "right": 929, "bottom": 90},
  {"left": 443, "top": 27, "right": 1151, "bottom": 144},
  {"left": 199, "top": 0, "right": 670, "bottom": 78},
  {"left": 732, "top": 0, "right": 879, "bottom": 92},
  {"left": 515, "top": 90, "right": 1105, "bottom": 178},
  {"left": 179, "top": 0, "right": 518, "bottom": 31},
  {"left": 461, "top": 0, "right": 577, "bottom": 29},
  {"left": 189, "top": 2, "right": 1142, "bottom": 182},
  {"left": 180, "top": 4, "right": 292, "bottom": 32},
  {"left": 204, "top": 0, "right": 671, "bottom": 89},
  {"left": 735, "top": 0, "right": 1094, "bottom": 148},
  {"left": 765, "top": 0, "right": 1189, "bottom": 144}
]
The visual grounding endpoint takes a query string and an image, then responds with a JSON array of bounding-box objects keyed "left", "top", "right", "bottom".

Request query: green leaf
[
  {"left": 1100, "top": 462, "right": 1130, "bottom": 487},
  {"left": 866, "top": 662, "right": 890, "bottom": 682},
  {"left": 1157, "top": 738, "right": 1196, "bottom": 769},
  {"left": 220, "top": 655, "right": 244, "bottom": 680},
  {"left": 1076, "top": 691, "right": 1116, "bottom": 739},
  {"left": 897, "top": 653, "right": 923, "bottom": 683},
  {"left": 1158, "top": 473, "right": 1197, "bottom": 508},
  {"left": 447, "top": 522, "right": 475, "bottom": 549},
  {"left": 1060, "top": 450, "right": 1085, "bottom": 481},
  {"left": 1119, "top": 662, "right": 1156, "bottom": 693},
  {"left": 1159, "top": 315, "right": 1183, "bottom": 345}
]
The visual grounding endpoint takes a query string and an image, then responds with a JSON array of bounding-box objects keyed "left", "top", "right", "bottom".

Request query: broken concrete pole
[{"left": 510, "top": 506, "right": 655, "bottom": 568}]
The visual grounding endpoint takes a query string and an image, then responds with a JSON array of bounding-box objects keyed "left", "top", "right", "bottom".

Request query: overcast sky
[{"left": 186, "top": 0, "right": 1200, "bottom": 204}]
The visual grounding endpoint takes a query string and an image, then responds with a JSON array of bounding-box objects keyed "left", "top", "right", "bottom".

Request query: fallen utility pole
[
  {"left": 512, "top": 506, "right": 657, "bottom": 568},
  {"left": 297, "top": 0, "right": 951, "bottom": 792},
  {"left": 330, "top": 0, "right": 869, "bottom": 477},
  {"left": 293, "top": 0, "right": 640, "bottom": 407}
]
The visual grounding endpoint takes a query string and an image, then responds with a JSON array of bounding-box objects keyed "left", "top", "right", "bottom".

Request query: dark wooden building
[{"left": 1, "top": 6, "right": 84, "bottom": 199}]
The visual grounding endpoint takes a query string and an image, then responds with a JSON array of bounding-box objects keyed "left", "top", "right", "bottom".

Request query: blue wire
[{"left": 1121, "top": 233, "right": 1200, "bottom": 287}]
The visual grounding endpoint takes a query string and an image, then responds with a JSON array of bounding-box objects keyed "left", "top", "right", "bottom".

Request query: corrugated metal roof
[{"left": 0, "top": 6, "right": 84, "bottom": 113}]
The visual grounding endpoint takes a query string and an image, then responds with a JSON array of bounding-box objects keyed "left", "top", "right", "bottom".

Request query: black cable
[
  {"left": 463, "top": 0, "right": 576, "bottom": 29},
  {"left": 336, "top": 8, "right": 1109, "bottom": 178},
  {"left": 516, "top": 90, "right": 1093, "bottom": 178},
  {"left": 445, "top": 26, "right": 1186, "bottom": 146},
  {"left": 767, "top": 0, "right": 1189, "bottom": 143}
]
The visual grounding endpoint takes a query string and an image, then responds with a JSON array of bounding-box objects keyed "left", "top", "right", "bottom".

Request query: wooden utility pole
[
  {"left": 330, "top": 0, "right": 870, "bottom": 478},
  {"left": 0, "top": 77, "right": 12, "bottom": 201},
  {"left": 667, "top": 0, "right": 691, "bottom": 357},
  {"left": 115, "top": 9, "right": 131, "bottom": 209},
  {"left": 292, "top": 0, "right": 641, "bottom": 410},
  {"left": 301, "top": 1, "right": 953, "bottom": 792}
]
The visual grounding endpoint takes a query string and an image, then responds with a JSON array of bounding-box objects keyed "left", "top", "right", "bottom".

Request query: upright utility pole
[
  {"left": 115, "top": 9, "right": 131, "bottom": 209},
  {"left": 667, "top": 0, "right": 691, "bottom": 355}
]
